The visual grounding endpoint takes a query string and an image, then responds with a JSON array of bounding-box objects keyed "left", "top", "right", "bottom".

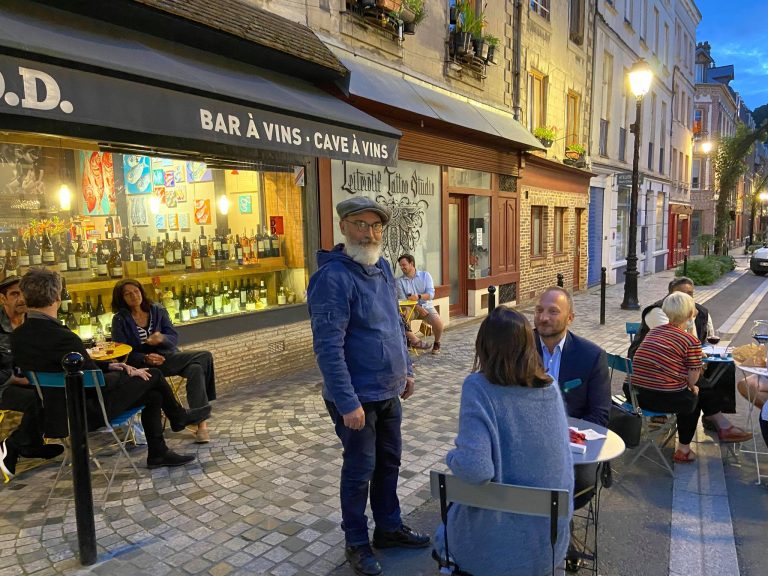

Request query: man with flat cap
[
  {"left": 308, "top": 197, "right": 429, "bottom": 575},
  {"left": 0, "top": 275, "right": 63, "bottom": 481}
]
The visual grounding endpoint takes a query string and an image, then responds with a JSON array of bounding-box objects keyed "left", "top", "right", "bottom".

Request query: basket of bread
[{"left": 731, "top": 343, "right": 767, "bottom": 367}]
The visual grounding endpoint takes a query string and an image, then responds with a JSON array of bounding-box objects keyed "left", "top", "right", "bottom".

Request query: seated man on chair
[
  {"left": 0, "top": 275, "right": 63, "bottom": 482},
  {"left": 396, "top": 254, "right": 444, "bottom": 355},
  {"left": 10, "top": 268, "right": 210, "bottom": 470},
  {"left": 533, "top": 286, "right": 611, "bottom": 572}
]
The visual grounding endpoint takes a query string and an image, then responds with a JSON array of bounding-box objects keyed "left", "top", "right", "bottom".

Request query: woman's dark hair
[
  {"left": 111, "top": 279, "right": 152, "bottom": 313},
  {"left": 473, "top": 307, "right": 552, "bottom": 388}
]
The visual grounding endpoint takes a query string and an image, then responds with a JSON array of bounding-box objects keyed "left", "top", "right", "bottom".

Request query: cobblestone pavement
[{"left": 0, "top": 263, "right": 752, "bottom": 575}]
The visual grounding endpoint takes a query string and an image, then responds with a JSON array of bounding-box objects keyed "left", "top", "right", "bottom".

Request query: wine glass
[
  {"left": 752, "top": 320, "right": 768, "bottom": 345},
  {"left": 706, "top": 331, "right": 721, "bottom": 346}
]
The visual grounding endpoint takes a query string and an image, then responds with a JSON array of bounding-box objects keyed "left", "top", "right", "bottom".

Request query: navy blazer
[{"left": 534, "top": 329, "right": 611, "bottom": 427}]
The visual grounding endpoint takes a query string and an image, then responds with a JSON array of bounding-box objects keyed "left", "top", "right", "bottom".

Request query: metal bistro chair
[
  {"left": 27, "top": 370, "right": 144, "bottom": 508},
  {"left": 430, "top": 470, "right": 570, "bottom": 576},
  {"left": 626, "top": 322, "right": 641, "bottom": 345},
  {"left": 607, "top": 354, "right": 677, "bottom": 476}
]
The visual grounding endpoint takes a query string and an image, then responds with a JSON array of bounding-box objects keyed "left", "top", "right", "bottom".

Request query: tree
[
  {"left": 753, "top": 103, "right": 768, "bottom": 133},
  {"left": 712, "top": 123, "right": 768, "bottom": 254},
  {"left": 750, "top": 170, "right": 768, "bottom": 244}
]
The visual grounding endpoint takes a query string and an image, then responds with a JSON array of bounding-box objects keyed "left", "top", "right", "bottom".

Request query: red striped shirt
[{"left": 632, "top": 323, "right": 702, "bottom": 392}]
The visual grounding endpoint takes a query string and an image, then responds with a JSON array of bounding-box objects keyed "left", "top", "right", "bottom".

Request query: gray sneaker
[{"left": 431, "top": 342, "right": 441, "bottom": 355}]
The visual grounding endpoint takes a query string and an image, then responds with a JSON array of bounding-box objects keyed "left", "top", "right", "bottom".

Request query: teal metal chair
[
  {"left": 27, "top": 370, "right": 144, "bottom": 508},
  {"left": 607, "top": 354, "right": 677, "bottom": 476},
  {"left": 625, "top": 322, "right": 641, "bottom": 344}
]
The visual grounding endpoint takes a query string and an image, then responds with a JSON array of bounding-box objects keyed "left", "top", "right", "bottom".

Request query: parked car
[{"left": 750, "top": 246, "right": 768, "bottom": 275}]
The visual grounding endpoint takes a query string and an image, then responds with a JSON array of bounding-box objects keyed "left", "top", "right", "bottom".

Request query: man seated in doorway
[
  {"left": 0, "top": 275, "right": 64, "bottom": 482},
  {"left": 10, "top": 268, "right": 210, "bottom": 470},
  {"left": 533, "top": 286, "right": 611, "bottom": 573},
  {"left": 396, "top": 254, "right": 444, "bottom": 355},
  {"left": 628, "top": 276, "right": 750, "bottom": 443}
]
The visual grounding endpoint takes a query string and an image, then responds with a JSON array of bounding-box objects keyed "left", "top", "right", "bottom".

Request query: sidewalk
[{"left": 0, "top": 261, "right": 757, "bottom": 576}]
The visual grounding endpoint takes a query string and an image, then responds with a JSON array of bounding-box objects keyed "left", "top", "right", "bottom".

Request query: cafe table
[
  {"left": 398, "top": 299, "right": 417, "bottom": 324},
  {"left": 87, "top": 343, "right": 132, "bottom": 362},
  {"left": 733, "top": 362, "right": 768, "bottom": 484},
  {"left": 567, "top": 417, "right": 626, "bottom": 576}
]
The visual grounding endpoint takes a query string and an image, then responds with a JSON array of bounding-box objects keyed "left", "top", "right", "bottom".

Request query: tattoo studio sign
[
  {"left": 0, "top": 55, "right": 399, "bottom": 166},
  {"left": 332, "top": 159, "right": 441, "bottom": 269}
]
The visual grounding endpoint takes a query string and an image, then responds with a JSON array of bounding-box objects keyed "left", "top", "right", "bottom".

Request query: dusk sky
[{"left": 696, "top": 0, "right": 768, "bottom": 111}]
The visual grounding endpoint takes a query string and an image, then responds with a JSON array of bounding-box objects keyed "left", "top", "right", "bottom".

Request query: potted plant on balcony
[
  {"left": 565, "top": 143, "right": 586, "bottom": 160},
  {"left": 376, "top": 0, "right": 402, "bottom": 11},
  {"left": 484, "top": 34, "right": 500, "bottom": 64},
  {"left": 453, "top": 0, "right": 478, "bottom": 56},
  {"left": 533, "top": 126, "right": 557, "bottom": 148},
  {"left": 402, "top": 0, "right": 425, "bottom": 34}
]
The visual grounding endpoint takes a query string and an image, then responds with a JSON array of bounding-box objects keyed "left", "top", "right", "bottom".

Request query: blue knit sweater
[{"left": 434, "top": 372, "right": 574, "bottom": 576}]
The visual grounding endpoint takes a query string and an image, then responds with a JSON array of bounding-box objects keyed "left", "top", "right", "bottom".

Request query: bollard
[
  {"left": 683, "top": 254, "right": 688, "bottom": 276},
  {"left": 556, "top": 273, "right": 564, "bottom": 288},
  {"left": 488, "top": 285, "right": 496, "bottom": 313},
  {"left": 600, "top": 267, "right": 606, "bottom": 325},
  {"left": 63, "top": 352, "right": 96, "bottom": 566}
]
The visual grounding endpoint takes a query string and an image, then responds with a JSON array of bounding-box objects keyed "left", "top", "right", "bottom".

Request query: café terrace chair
[
  {"left": 607, "top": 353, "right": 677, "bottom": 477},
  {"left": 430, "top": 470, "right": 570, "bottom": 576},
  {"left": 626, "top": 322, "right": 641, "bottom": 345},
  {"left": 27, "top": 370, "right": 144, "bottom": 508}
]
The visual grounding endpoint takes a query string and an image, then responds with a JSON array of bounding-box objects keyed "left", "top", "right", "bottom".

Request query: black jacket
[{"left": 628, "top": 298, "right": 709, "bottom": 359}]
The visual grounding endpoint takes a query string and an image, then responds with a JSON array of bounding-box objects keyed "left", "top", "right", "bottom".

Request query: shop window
[
  {"left": 468, "top": 196, "right": 490, "bottom": 279},
  {"left": 530, "top": 0, "right": 550, "bottom": 21},
  {"left": 655, "top": 194, "right": 665, "bottom": 248},
  {"left": 554, "top": 208, "right": 566, "bottom": 254},
  {"left": 447, "top": 167, "right": 491, "bottom": 190},
  {"left": 497, "top": 197, "right": 517, "bottom": 273},
  {"left": 331, "top": 159, "right": 442, "bottom": 281},
  {"left": 693, "top": 108, "right": 703, "bottom": 135},
  {"left": 691, "top": 158, "right": 701, "bottom": 189},
  {"left": 531, "top": 205, "right": 546, "bottom": 257},
  {"left": 0, "top": 139, "right": 308, "bottom": 337},
  {"left": 616, "top": 187, "right": 630, "bottom": 261},
  {"left": 527, "top": 71, "right": 548, "bottom": 132}
]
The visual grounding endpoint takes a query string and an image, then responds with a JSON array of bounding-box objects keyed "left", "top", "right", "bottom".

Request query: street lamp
[
  {"left": 621, "top": 59, "right": 653, "bottom": 310},
  {"left": 701, "top": 140, "right": 713, "bottom": 154}
]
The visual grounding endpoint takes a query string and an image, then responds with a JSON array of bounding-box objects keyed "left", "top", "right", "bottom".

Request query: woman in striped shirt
[{"left": 632, "top": 292, "right": 750, "bottom": 462}]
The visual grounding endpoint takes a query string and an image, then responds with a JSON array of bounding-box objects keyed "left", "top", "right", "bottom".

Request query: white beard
[{"left": 345, "top": 241, "right": 382, "bottom": 266}]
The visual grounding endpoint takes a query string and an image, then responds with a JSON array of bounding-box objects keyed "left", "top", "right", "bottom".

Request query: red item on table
[{"left": 569, "top": 428, "right": 586, "bottom": 445}]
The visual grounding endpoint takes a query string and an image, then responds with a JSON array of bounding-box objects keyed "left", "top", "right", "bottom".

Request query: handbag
[{"left": 608, "top": 401, "right": 641, "bottom": 448}]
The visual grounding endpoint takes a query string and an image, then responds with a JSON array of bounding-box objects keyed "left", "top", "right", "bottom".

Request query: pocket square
[{"left": 562, "top": 378, "right": 583, "bottom": 392}]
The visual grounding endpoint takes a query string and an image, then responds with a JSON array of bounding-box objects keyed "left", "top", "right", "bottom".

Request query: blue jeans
[{"left": 326, "top": 397, "right": 403, "bottom": 546}]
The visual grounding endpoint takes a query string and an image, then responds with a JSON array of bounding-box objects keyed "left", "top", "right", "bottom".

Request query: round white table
[
  {"left": 734, "top": 363, "right": 768, "bottom": 484},
  {"left": 568, "top": 416, "right": 626, "bottom": 465}
]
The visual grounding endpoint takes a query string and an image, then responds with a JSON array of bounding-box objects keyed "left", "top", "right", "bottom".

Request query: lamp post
[{"left": 621, "top": 59, "right": 653, "bottom": 310}]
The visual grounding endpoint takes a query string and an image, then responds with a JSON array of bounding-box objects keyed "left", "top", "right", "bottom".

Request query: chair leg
[
  {"left": 103, "top": 422, "right": 142, "bottom": 509},
  {"left": 45, "top": 441, "right": 70, "bottom": 509}
]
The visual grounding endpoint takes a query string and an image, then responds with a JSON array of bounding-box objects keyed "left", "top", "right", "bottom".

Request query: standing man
[
  {"left": 396, "top": 254, "right": 444, "bottom": 354},
  {"left": 533, "top": 286, "right": 611, "bottom": 573},
  {"left": 0, "top": 275, "right": 64, "bottom": 481},
  {"left": 308, "top": 197, "right": 429, "bottom": 576}
]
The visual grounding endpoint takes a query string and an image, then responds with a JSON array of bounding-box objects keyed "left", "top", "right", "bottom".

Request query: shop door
[
  {"left": 448, "top": 195, "right": 468, "bottom": 316},
  {"left": 574, "top": 209, "right": 583, "bottom": 289},
  {"left": 587, "top": 187, "right": 604, "bottom": 286}
]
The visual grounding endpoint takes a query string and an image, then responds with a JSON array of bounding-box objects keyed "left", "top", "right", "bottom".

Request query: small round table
[
  {"left": 88, "top": 344, "right": 132, "bottom": 362},
  {"left": 734, "top": 363, "right": 768, "bottom": 484}
]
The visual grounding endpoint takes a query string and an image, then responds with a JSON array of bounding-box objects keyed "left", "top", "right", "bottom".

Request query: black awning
[
  {"left": 0, "top": 1, "right": 400, "bottom": 166},
  {"left": 335, "top": 50, "right": 544, "bottom": 151}
]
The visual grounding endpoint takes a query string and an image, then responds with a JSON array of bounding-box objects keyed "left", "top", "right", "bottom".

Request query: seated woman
[
  {"left": 111, "top": 280, "right": 216, "bottom": 444},
  {"left": 632, "top": 292, "right": 751, "bottom": 463},
  {"left": 433, "top": 307, "right": 573, "bottom": 576}
]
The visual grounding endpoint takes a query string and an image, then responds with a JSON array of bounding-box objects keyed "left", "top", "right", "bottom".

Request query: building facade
[{"left": 588, "top": 0, "right": 700, "bottom": 285}]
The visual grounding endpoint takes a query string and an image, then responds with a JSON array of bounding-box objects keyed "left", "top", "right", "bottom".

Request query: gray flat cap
[
  {"left": 336, "top": 196, "right": 390, "bottom": 226},
  {"left": 0, "top": 275, "right": 21, "bottom": 292}
]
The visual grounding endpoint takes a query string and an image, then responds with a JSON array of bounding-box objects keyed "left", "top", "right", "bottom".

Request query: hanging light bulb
[
  {"left": 58, "top": 184, "right": 72, "bottom": 211},
  {"left": 149, "top": 196, "right": 161, "bottom": 214},
  {"left": 217, "top": 194, "right": 230, "bottom": 215}
]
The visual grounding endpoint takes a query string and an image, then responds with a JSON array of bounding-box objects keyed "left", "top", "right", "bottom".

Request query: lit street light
[{"left": 621, "top": 59, "right": 653, "bottom": 310}]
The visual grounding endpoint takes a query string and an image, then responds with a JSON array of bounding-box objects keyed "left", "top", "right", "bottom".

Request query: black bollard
[
  {"left": 556, "top": 273, "right": 564, "bottom": 288},
  {"left": 600, "top": 267, "right": 606, "bottom": 325},
  {"left": 488, "top": 285, "right": 496, "bottom": 313},
  {"left": 683, "top": 254, "right": 688, "bottom": 276},
  {"left": 63, "top": 352, "right": 96, "bottom": 565}
]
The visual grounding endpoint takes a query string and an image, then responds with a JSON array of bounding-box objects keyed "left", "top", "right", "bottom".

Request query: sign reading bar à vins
[{"left": 617, "top": 172, "right": 645, "bottom": 188}]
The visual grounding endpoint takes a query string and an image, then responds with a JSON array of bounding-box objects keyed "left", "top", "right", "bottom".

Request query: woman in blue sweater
[
  {"left": 434, "top": 307, "right": 573, "bottom": 575},
  {"left": 111, "top": 279, "right": 216, "bottom": 443}
]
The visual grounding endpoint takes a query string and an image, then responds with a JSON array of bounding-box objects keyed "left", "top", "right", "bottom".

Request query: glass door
[{"left": 448, "top": 195, "right": 467, "bottom": 315}]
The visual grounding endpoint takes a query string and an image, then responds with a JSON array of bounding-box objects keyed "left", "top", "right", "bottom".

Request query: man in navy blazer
[{"left": 533, "top": 287, "right": 610, "bottom": 427}]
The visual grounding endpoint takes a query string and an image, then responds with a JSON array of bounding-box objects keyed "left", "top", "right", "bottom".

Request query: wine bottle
[
  {"left": 66, "top": 233, "right": 78, "bottom": 271},
  {"left": 194, "top": 283, "right": 204, "bottom": 315},
  {"left": 79, "top": 300, "right": 93, "bottom": 340},
  {"left": 65, "top": 308, "right": 78, "bottom": 334},
  {"left": 17, "top": 236, "right": 30, "bottom": 268},
  {"left": 183, "top": 237, "right": 192, "bottom": 269},
  {"left": 246, "top": 280, "right": 257, "bottom": 311},
  {"left": 187, "top": 287, "right": 198, "bottom": 319},
  {"left": 96, "top": 294, "right": 106, "bottom": 316},
  {"left": 76, "top": 236, "right": 90, "bottom": 271},
  {"left": 203, "top": 283, "right": 213, "bottom": 316},
  {"left": 212, "top": 231, "right": 223, "bottom": 262},
  {"left": 199, "top": 226, "right": 208, "bottom": 258},
  {"left": 173, "top": 233, "right": 182, "bottom": 264},
  {"left": 145, "top": 240, "right": 156, "bottom": 270},
  {"left": 42, "top": 230, "right": 55, "bottom": 265},
  {"left": 120, "top": 228, "right": 131, "bottom": 262},
  {"left": 28, "top": 235, "right": 42, "bottom": 266},
  {"left": 72, "top": 297, "right": 83, "bottom": 324},
  {"left": 258, "top": 226, "right": 269, "bottom": 259},
  {"left": 277, "top": 286, "right": 287, "bottom": 305},
  {"left": 96, "top": 242, "right": 109, "bottom": 276},
  {"left": 0, "top": 236, "right": 5, "bottom": 260},
  {"left": 154, "top": 236, "right": 166, "bottom": 270},
  {"left": 3, "top": 238, "right": 18, "bottom": 277},
  {"left": 179, "top": 287, "right": 190, "bottom": 322},
  {"left": 56, "top": 234, "right": 68, "bottom": 273},
  {"left": 192, "top": 240, "right": 202, "bottom": 270},
  {"left": 131, "top": 230, "right": 143, "bottom": 261},
  {"left": 213, "top": 282, "right": 222, "bottom": 314},
  {"left": 224, "top": 229, "right": 233, "bottom": 261},
  {"left": 208, "top": 236, "right": 217, "bottom": 268},
  {"left": 270, "top": 229, "right": 280, "bottom": 258},
  {"left": 164, "top": 232, "right": 174, "bottom": 266},
  {"left": 242, "top": 229, "right": 252, "bottom": 261},
  {"left": 60, "top": 279, "right": 72, "bottom": 313},
  {"left": 259, "top": 279, "right": 268, "bottom": 307},
  {"left": 222, "top": 282, "right": 231, "bottom": 314},
  {"left": 108, "top": 242, "right": 123, "bottom": 278},
  {"left": 234, "top": 235, "right": 244, "bottom": 265}
]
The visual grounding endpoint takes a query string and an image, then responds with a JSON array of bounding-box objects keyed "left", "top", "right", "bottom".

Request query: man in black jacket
[
  {"left": 0, "top": 275, "right": 63, "bottom": 482},
  {"left": 10, "top": 268, "right": 210, "bottom": 469}
]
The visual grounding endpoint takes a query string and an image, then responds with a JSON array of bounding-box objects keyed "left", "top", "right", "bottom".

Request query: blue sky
[{"left": 696, "top": 0, "right": 768, "bottom": 111}]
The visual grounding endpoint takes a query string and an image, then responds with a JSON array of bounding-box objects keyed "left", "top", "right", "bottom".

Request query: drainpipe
[
  {"left": 587, "top": 0, "right": 599, "bottom": 153},
  {"left": 512, "top": 0, "right": 523, "bottom": 121}
]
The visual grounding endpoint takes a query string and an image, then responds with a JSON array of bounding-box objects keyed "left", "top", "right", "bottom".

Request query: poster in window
[
  {"left": 168, "top": 213, "right": 179, "bottom": 231},
  {"left": 175, "top": 183, "right": 187, "bottom": 202},
  {"left": 153, "top": 186, "right": 166, "bottom": 205},
  {"left": 79, "top": 151, "right": 116, "bottom": 215},
  {"left": 165, "top": 188, "right": 178, "bottom": 208},
  {"left": 239, "top": 195, "right": 253, "bottom": 214},
  {"left": 179, "top": 213, "right": 190, "bottom": 230},
  {"left": 194, "top": 199, "right": 211, "bottom": 224},
  {"left": 129, "top": 197, "right": 148, "bottom": 227},
  {"left": 155, "top": 214, "right": 166, "bottom": 230},
  {"left": 186, "top": 161, "right": 212, "bottom": 183},
  {"left": 123, "top": 155, "right": 152, "bottom": 195}
]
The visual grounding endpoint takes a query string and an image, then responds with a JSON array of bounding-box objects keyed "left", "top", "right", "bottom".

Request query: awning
[
  {"left": 0, "top": 1, "right": 400, "bottom": 166},
  {"left": 333, "top": 49, "right": 543, "bottom": 151}
]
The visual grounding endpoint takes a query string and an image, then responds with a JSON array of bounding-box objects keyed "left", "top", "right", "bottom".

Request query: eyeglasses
[{"left": 344, "top": 219, "right": 385, "bottom": 233}]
